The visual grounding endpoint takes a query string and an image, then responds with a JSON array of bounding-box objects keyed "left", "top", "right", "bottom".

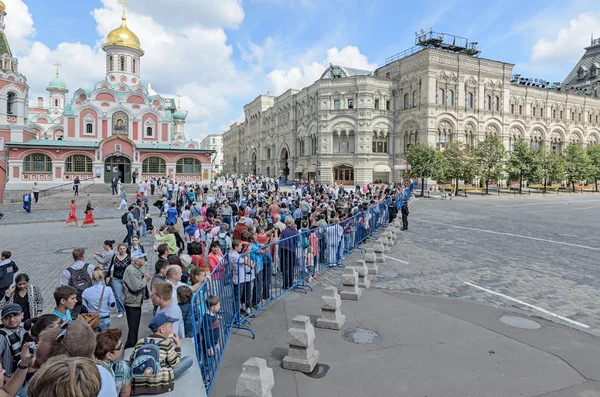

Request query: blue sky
[{"left": 6, "top": 0, "right": 600, "bottom": 140}]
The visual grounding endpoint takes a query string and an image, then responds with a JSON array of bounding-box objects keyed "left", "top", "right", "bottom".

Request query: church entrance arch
[
  {"left": 333, "top": 164, "right": 354, "bottom": 186},
  {"left": 104, "top": 155, "right": 132, "bottom": 183}
]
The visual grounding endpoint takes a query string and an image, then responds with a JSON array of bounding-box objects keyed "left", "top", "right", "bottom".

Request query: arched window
[
  {"left": 109, "top": 55, "right": 113, "bottom": 72},
  {"left": 485, "top": 95, "right": 491, "bottom": 111},
  {"left": 86, "top": 123, "right": 93, "bottom": 134},
  {"left": 65, "top": 155, "right": 92, "bottom": 173},
  {"left": 403, "top": 93, "right": 409, "bottom": 109},
  {"left": 142, "top": 157, "right": 166, "bottom": 174},
  {"left": 467, "top": 92, "right": 473, "bottom": 109},
  {"left": 54, "top": 98, "right": 59, "bottom": 107},
  {"left": 7, "top": 92, "right": 15, "bottom": 115},
  {"left": 447, "top": 90, "right": 454, "bottom": 106},
  {"left": 132, "top": 58, "right": 136, "bottom": 74},
  {"left": 372, "top": 133, "right": 389, "bottom": 153},
  {"left": 120, "top": 56, "right": 125, "bottom": 72},
  {"left": 332, "top": 131, "right": 355, "bottom": 154},
  {"left": 412, "top": 90, "right": 418, "bottom": 107},
  {"left": 23, "top": 153, "right": 52, "bottom": 173},
  {"left": 176, "top": 158, "right": 202, "bottom": 174},
  {"left": 493, "top": 96, "right": 499, "bottom": 111},
  {"left": 437, "top": 88, "right": 444, "bottom": 105},
  {"left": 146, "top": 127, "right": 153, "bottom": 137}
]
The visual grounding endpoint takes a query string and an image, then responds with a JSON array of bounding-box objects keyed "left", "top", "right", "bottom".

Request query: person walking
[
  {"left": 82, "top": 200, "right": 98, "bottom": 227},
  {"left": 150, "top": 177, "right": 156, "bottom": 196},
  {"left": 64, "top": 199, "right": 79, "bottom": 227},
  {"left": 124, "top": 205, "right": 136, "bottom": 245},
  {"left": 93, "top": 240, "right": 115, "bottom": 273},
  {"left": 118, "top": 188, "right": 127, "bottom": 209},
  {"left": 32, "top": 182, "right": 39, "bottom": 203},
  {"left": 105, "top": 243, "right": 131, "bottom": 319},
  {"left": 22, "top": 191, "right": 32, "bottom": 214},
  {"left": 82, "top": 266, "right": 116, "bottom": 331},
  {"left": 401, "top": 199, "right": 409, "bottom": 231},
  {"left": 0, "top": 251, "right": 18, "bottom": 299},
  {"left": 123, "top": 252, "right": 150, "bottom": 349},
  {"left": 73, "top": 176, "right": 80, "bottom": 196},
  {"left": 111, "top": 176, "right": 118, "bottom": 195}
]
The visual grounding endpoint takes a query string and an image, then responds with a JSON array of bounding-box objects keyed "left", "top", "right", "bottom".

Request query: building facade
[
  {"left": 199, "top": 134, "right": 223, "bottom": 174},
  {"left": 223, "top": 31, "right": 600, "bottom": 186},
  {"left": 0, "top": 3, "right": 213, "bottom": 202}
]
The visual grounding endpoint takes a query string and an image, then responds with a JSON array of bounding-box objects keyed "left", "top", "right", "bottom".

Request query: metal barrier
[{"left": 191, "top": 183, "right": 416, "bottom": 395}]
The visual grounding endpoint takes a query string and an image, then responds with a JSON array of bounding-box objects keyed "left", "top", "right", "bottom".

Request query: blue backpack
[{"left": 131, "top": 339, "right": 162, "bottom": 379}]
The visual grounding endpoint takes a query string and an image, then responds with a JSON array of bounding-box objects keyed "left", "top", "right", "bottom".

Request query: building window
[
  {"left": 403, "top": 93, "right": 409, "bottom": 109},
  {"left": 386, "top": 100, "right": 391, "bottom": 110},
  {"left": 332, "top": 131, "right": 355, "bottom": 153},
  {"left": 374, "top": 99, "right": 379, "bottom": 109},
  {"left": 65, "top": 155, "right": 92, "bottom": 173},
  {"left": 467, "top": 93, "right": 474, "bottom": 109},
  {"left": 590, "top": 114, "right": 593, "bottom": 123},
  {"left": 510, "top": 104, "right": 515, "bottom": 114},
  {"left": 494, "top": 96, "right": 499, "bottom": 111},
  {"left": 132, "top": 58, "right": 136, "bottom": 74},
  {"left": 560, "top": 110, "right": 563, "bottom": 119},
  {"left": 532, "top": 106, "right": 536, "bottom": 116},
  {"left": 447, "top": 90, "right": 454, "bottom": 106},
  {"left": 85, "top": 123, "right": 93, "bottom": 134},
  {"left": 120, "top": 56, "right": 125, "bottom": 72},
  {"left": 485, "top": 95, "right": 491, "bottom": 111},
  {"left": 334, "top": 100, "right": 340, "bottom": 109},
  {"left": 412, "top": 90, "right": 418, "bottom": 107},
  {"left": 109, "top": 55, "right": 113, "bottom": 71},
  {"left": 385, "top": 72, "right": 390, "bottom": 79},
  {"left": 23, "top": 153, "right": 52, "bottom": 173},
  {"left": 142, "top": 156, "right": 166, "bottom": 174},
  {"left": 7, "top": 92, "right": 15, "bottom": 115},
  {"left": 176, "top": 158, "right": 202, "bottom": 174},
  {"left": 146, "top": 126, "right": 153, "bottom": 137},
  {"left": 552, "top": 109, "right": 556, "bottom": 119},
  {"left": 571, "top": 112, "right": 575, "bottom": 120},
  {"left": 348, "top": 99, "right": 354, "bottom": 109},
  {"left": 437, "top": 88, "right": 444, "bottom": 105},
  {"left": 579, "top": 113, "right": 582, "bottom": 122},
  {"left": 519, "top": 105, "right": 523, "bottom": 115},
  {"left": 54, "top": 98, "right": 59, "bottom": 107},
  {"left": 436, "top": 132, "right": 451, "bottom": 151},
  {"left": 372, "top": 134, "right": 389, "bottom": 153}
]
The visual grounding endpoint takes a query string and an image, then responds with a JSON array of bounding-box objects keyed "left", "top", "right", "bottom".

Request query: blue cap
[
  {"left": 148, "top": 312, "right": 178, "bottom": 330},
  {"left": 267, "top": 218, "right": 273, "bottom": 223}
]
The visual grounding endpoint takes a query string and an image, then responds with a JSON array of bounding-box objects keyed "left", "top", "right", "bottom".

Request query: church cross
[
  {"left": 54, "top": 63, "right": 61, "bottom": 77},
  {"left": 177, "top": 94, "right": 182, "bottom": 110},
  {"left": 119, "top": 0, "right": 129, "bottom": 19}
]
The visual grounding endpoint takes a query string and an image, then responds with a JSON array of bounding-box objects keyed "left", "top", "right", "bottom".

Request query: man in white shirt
[{"left": 166, "top": 265, "right": 186, "bottom": 303}]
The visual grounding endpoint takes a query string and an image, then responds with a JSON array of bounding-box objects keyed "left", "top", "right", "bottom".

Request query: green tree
[
  {"left": 475, "top": 134, "right": 506, "bottom": 194},
  {"left": 405, "top": 144, "right": 441, "bottom": 196},
  {"left": 586, "top": 144, "right": 600, "bottom": 191},
  {"left": 507, "top": 139, "right": 537, "bottom": 193},
  {"left": 534, "top": 147, "right": 565, "bottom": 192},
  {"left": 442, "top": 142, "right": 478, "bottom": 195},
  {"left": 564, "top": 142, "right": 592, "bottom": 191}
]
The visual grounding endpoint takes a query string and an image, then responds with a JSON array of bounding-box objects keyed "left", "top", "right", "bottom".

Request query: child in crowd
[
  {"left": 202, "top": 295, "right": 221, "bottom": 358},
  {"left": 52, "top": 285, "right": 78, "bottom": 323},
  {"left": 177, "top": 285, "right": 194, "bottom": 338}
]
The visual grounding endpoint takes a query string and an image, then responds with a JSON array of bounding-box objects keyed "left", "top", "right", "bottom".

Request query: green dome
[
  {"left": 47, "top": 77, "right": 67, "bottom": 90},
  {"left": 173, "top": 109, "right": 187, "bottom": 121}
]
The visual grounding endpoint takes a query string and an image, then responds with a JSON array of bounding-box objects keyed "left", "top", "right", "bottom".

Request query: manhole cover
[
  {"left": 342, "top": 328, "right": 380, "bottom": 344},
  {"left": 283, "top": 292, "right": 300, "bottom": 301},
  {"left": 500, "top": 315, "right": 541, "bottom": 330},
  {"left": 55, "top": 248, "right": 74, "bottom": 254}
]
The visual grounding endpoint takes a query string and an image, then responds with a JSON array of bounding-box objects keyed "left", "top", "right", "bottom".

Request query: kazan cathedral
[{"left": 0, "top": 2, "right": 213, "bottom": 202}]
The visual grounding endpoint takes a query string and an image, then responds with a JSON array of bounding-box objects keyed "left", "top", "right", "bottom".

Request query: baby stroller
[{"left": 144, "top": 215, "right": 155, "bottom": 233}]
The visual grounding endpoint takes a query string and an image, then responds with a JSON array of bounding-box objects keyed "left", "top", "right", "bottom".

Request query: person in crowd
[
  {"left": 229, "top": 240, "right": 254, "bottom": 316},
  {"left": 123, "top": 205, "right": 136, "bottom": 246},
  {"left": 151, "top": 282, "right": 185, "bottom": 339},
  {"left": 249, "top": 233, "right": 264, "bottom": 306},
  {"left": 64, "top": 199, "right": 78, "bottom": 227},
  {"left": 154, "top": 225, "right": 177, "bottom": 255},
  {"left": 82, "top": 199, "right": 98, "bottom": 227},
  {"left": 171, "top": 224, "right": 186, "bottom": 255},
  {"left": 93, "top": 240, "right": 116, "bottom": 273},
  {"left": 165, "top": 202, "right": 178, "bottom": 226},
  {"left": 123, "top": 252, "right": 150, "bottom": 349},
  {"left": 94, "top": 329, "right": 132, "bottom": 397},
  {"left": 166, "top": 266, "right": 186, "bottom": 304},
  {"left": 73, "top": 176, "right": 81, "bottom": 196},
  {"left": 128, "top": 312, "right": 192, "bottom": 395},
  {"left": 83, "top": 266, "right": 116, "bottom": 331},
  {"left": 22, "top": 313, "right": 60, "bottom": 344},
  {"left": 51, "top": 285, "right": 77, "bottom": 323},
  {"left": 60, "top": 248, "right": 94, "bottom": 318},
  {"left": 31, "top": 182, "right": 39, "bottom": 204},
  {"left": 388, "top": 198, "right": 399, "bottom": 224},
  {"left": 181, "top": 205, "right": 191, "bottom": 229},
  {"left": 1, "top": 274, "right": 43, "bottom": 322},
  {"left": 187, "top": 242, "right": 204, "bottom": 269},
  {"left": 152, "top": 257, "right": 169, "bottom": 289},
  {"left": 118, "top": 188, "right": 127, "bottom": 210},
  {"left": 0, "top": 252, "right": 18, "bottom": 299},
  {"left": 27, "top": 356, "right": 101, "bottom": 397},
  {"left": 202, "top": 295, "right": 221, "bottom": 360},
  {"left": 22, "top": 191, "right": 31, "bottom": 214},
  {"left": 177, "top": 286, "right": 193, "bottom": 338},
  {"left": 232, "top": 217, "right": 248, "bottom": 240},
  {"left": 0, "top": 303, "right": 25, "bottom": 381},
  {"left": 105, "top": 243, "right": 131, "bottom": 319},
  {"left": 127, "top": 235, "right": 145, "bottom": 258},
  {"left": 401, "top": 199, "right": 410, "bottom": 231},
  {"left": 279, "top": 217, "right": 298, "bottom": 289},
  {"left": 179, "top": 254, "right": 192, "bottom": 284},
  {"left": 326, "top": 218, "right": 343, "bottom": 266},
  {"left": 111, "top": 176, "right": 118, "bottom": 195}
]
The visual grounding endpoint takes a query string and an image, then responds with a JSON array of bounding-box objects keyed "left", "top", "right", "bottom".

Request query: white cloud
[
  {"left": 3, "top": 0, "right": 35, "bottom": 53},
  {"left": 266, "top": 45, "right": 377, "bottom": 95},
  {"left": 530, "top": 12, "right": 600, "bottom": 63}
]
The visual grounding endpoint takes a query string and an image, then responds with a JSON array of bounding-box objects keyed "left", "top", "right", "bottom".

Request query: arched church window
[
  {"left": 133, "top": 59, "right": 136, "bottom": 74},
  {"left": 54, "top": 98, "right": 59, "bottom": 107},
  {"left": 146, "top": 127, "right": 153, "bottom": 137},
  {"left": 7, "top": 92, "right": 15, "bottom": 115},
  {"left": 120, "top": 56, "right": 125, "bottom": 72},
  {"left": 109, "top": 55, "right": 113, "bottom": 71},
  {"left": 86, "top": 123, "right": 93, "bottom": 134}
]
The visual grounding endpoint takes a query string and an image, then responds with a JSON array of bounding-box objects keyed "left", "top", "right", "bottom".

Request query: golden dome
[
  {"left": 0, "top": 1, "right": 6, "bottom": 13},
  {"left": 102, "top": 17, "right": 144, "bottom": 54}
]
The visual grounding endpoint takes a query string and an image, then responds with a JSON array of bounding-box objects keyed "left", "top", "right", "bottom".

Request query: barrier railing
[{"left": 191, "top": 182, "right": 415, "bottom": 395}]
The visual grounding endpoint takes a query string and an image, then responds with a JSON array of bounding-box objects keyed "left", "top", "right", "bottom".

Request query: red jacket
[{"left": 232, "top": 224, "right": 248, "bottom": 241}]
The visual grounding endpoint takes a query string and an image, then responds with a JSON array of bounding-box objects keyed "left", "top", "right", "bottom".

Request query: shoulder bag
[{"left": 80, "top": 285, "right": 105, "bottom": 330}]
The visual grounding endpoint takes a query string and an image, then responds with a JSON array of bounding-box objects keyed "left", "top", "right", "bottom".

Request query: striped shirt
[{"left": 129, "top": 335, "right": 181, "bottom": 395}]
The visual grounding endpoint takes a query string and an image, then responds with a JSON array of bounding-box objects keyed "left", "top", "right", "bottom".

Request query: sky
[{"left": 4, "top": 0, "right": 600, "bottom": 141}]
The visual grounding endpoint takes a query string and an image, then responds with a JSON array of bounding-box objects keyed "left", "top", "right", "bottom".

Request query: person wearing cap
[
  {"left": 0, "top": 303, "right": 24, "bottom": 379},
  {"left": 123, "top": 253, "right": 150, "bottom": 349},
  {"left": 129, "top": 312, "right": 193, "bottom": 395}
]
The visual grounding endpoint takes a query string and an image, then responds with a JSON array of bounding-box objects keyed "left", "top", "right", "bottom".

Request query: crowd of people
[{"left": 0, "top": 175, "right": 412, "bottom": 396}]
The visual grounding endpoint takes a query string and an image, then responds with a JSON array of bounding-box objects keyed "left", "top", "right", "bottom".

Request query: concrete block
[
  {"left": 373, "top": 242, "right": 385, "bottom": 263},
  {"left": 340, "top": 268, "right": 363, "bottom": 300},
  {"left": 353, "top": 260, "right": 371, "bottom": 289},
  {"left": 283, "top": 315, "right": 320, "bottom": 373},
  {"left": 384, "top": 229, "right": 396, "bottom": 243},
  {"left": 316, "top": 286, "right": 346, "bottom": 330},
  {"left": 235, "top": 357, "right": 274, "bottom": 397},
  {"left": 364, "top": 247, "right": 377, "bottom": 264},
  {"left": 377, "top": 237, "right": 390, "bottom": 254}
]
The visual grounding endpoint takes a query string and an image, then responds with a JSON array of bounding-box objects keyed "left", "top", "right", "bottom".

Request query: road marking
[
  {"left": 463, "top": 281, "right": 590, "bottom": 329},
  {"left": 384, "top": 255, "right": 408, "bottom": 264},
  {"left": 415, "top": 219, "right": 600, "bottom": 251},
  {"left": 572, "top": 206, "right": 595, "bottom": 210},
  {"left": 495, "top": 200, "right": 600, "bottom": 208}
]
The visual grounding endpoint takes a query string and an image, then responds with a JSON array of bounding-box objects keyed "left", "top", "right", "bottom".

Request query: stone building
[
  {"left": 223, "top": 30, "right": 600, "bottom": 186},
  {"left": 199, "top": 134, "right": 223, "bottom": 174}
]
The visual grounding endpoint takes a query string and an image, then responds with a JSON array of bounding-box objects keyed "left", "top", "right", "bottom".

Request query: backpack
[
  {"left": 217, "top": 235, "right": 229, "bottom": 253},
  {"left": 121, "top": 212, "right": 129, "bottom": 225},
  {"left": 67, "top": 265, "right": 92, "bottom": 302},
  {"left": 131, "top": 338, "right": 162, "bottom": 379}
]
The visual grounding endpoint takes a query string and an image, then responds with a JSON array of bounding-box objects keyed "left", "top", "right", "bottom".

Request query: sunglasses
[
  {"left": 55, "top": 322, "right": 76, "bottom": 357},
  {"left": 111, "top": 343, "right": 124, "bottom": 353}
]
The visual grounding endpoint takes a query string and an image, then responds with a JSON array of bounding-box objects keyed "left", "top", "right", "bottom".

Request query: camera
[{"left": 29, "top": 343, "right": 36, "bottom": 355}]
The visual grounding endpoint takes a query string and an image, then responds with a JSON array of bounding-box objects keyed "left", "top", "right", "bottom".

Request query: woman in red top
[
  {"left": 187, "top": 241, "right": 205, "bottom": 269},
  {"left": 207, "top": 241, "right": 224, "bottom": 281},
  {"left": 64, "top": 199, "right": 78, "bottom": 227}
]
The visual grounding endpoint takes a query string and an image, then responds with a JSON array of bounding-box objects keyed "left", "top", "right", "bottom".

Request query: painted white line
[
  {"left": 415, "top": 219, "right": 600, "bottom": 251},
  {"left": 572, "top": 206, "right": 595, "bottom": 210},
  {"left": 384, "top": 255, "right": 408, "bottom": 264},
  {"left": 464, "top": 281, "right": 590, "bottom": 329},
  {"left": 495, "top": 199, "right": 600, "bottom": 208}
]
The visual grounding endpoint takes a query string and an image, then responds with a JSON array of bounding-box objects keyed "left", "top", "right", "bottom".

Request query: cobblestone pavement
[{"left": 314, "top": 195, "right": 600, "bottom": 336}]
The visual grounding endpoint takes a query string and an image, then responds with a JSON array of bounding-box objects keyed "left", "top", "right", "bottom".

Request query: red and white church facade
[{"left": 0, "top": 2, "right": 213, "bottom": 202}]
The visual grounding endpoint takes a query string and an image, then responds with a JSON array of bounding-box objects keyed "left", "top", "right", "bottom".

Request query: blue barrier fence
[{"left": 191, "top": 183, "right": 415, "bottom": 395}]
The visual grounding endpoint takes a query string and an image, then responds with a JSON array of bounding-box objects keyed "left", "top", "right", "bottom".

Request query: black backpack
[
  {"left": 67, "top": 265, "right": 92, "bottom": 302},
  {"left": 121, "top": 212, "right": 129, "bottom": 225}
]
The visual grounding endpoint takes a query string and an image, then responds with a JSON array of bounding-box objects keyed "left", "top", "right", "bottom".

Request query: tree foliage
[
  {"left": 507, "top": 139, "right": 537, "bottom": 193},
  {"left": 534, "top": 147, "right": 565, "bottom": 192},
  {"left": 564, "top": 142, "right": 592, "bottom": 191},
  {"left": 442, "top": 142, "right": 478, "bottom": 194},
  {"left": 586, "top": 144, "right": 600, "bottom": 191},
  {"left": 475, "top": 134, "right": 505, "bottom": 193},
  {"left": 405, "top": 144, "right": 442, "bottom": 196}
]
